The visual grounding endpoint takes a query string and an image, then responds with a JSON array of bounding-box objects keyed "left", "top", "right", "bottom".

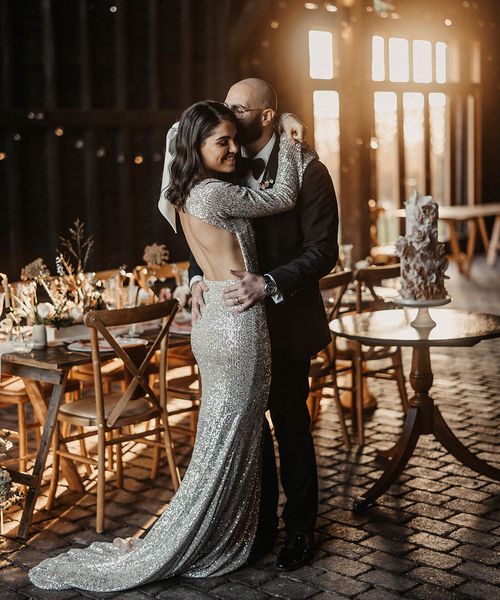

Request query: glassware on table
[{"left": 11, "top": 325, "right": 34, "bottom": 352}]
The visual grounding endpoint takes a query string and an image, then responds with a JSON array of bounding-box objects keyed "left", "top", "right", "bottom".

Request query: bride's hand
[
  {"left": 191, "top": 280, "right": 208, "bottom": 323},
  {"left": 280, "top": 113, "right": 307, "bottom": 144}
]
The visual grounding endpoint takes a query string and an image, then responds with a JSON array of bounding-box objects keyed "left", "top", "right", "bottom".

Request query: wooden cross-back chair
[
  {"left": 72, "top": 268, "right": 128, "bottom": 393},
  {"left": 47, "top": 300, "right": 181, "bottom": 533},
  {"left": 135, "top": 261, "right": 200, "bottom": 437},
  {"left": 354, "top": 264, "right": 401, "bottom": 312},
  {"left": 350, "top": 264, "right": 408, "bottom": 445},
  {"left": 308, "top": 269, "right": 353, "bottom": 447}
]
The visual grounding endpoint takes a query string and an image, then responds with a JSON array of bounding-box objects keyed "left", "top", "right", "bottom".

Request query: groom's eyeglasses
[{"left": 224, "top": 103, "right": 264, "bottom": 119}]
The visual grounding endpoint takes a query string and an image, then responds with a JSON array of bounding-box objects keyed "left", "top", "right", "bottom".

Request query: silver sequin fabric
[{"left": 28, "top": 135, "right": 316, "bottom": 592}]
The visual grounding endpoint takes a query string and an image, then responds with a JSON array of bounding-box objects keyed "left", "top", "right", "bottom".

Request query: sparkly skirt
[{"left": 29, "top": 278, "right": 271, "bottom": 591}]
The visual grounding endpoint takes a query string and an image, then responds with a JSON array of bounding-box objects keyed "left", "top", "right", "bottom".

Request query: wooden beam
[
  {"left": 397, "top": 93, "right": 405, "bottom": 209},
  {"left": 424, "top": 93, "right": 431, "bottom": 196},
  {"left": 181, "top": 0, "right": 193, "bottom": 105},
  {"left": 148, "top": 0, "right": 159, "bottom": 110},
  {"left": 41, "top": 0, "right": 60, "bottom": 253},
  {"left": 229, "top": 0, "right": 273, "bottom": 58},
  {"left": 0, "top": 109, "right": 181, "bottom": 128},
  {"left": 115, "top": 0, "right": 127, "bottom": 110},
  {"left": 1, "top": 1, "right": 13, "bottom": 108},
  {"left": 41, "top": 0, "right": 56, "bottom": 109},
  {"left": 79, "top": 0, "right": 91, "bottom": 109}
]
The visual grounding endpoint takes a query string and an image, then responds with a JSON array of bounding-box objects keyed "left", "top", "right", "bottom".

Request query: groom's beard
[{"left": 237, "top": 113, "right": 263, "bottom": 146}]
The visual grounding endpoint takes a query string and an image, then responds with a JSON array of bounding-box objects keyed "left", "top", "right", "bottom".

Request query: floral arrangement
[
  {"left": 2, "top": 219, "right": 105, "bottom": 331},
  {"left": 143, "top": 243, "right": 169, "bottom": 268},
  {"left": 0, "top": 431, "right": 24, "bottom": 534}
]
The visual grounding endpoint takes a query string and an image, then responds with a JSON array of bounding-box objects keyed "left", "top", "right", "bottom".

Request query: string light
[
  {"left": 13, "top": 133, "right": 21, "bottom": 141},
  {"left": 444, "top": 18, "right": 452, "bottom": 26},
  {"left": 117, "top": 154, "right": 125, "bottom": 163},
  {"left": 75, "top": 140, "right": 84, "bottom": 149},
  {"left": 304, "top": 2, "right": 319, "bottom": 9},
  {"left": 0, "top": 152, "right": 6, "bottom": 160},
  {"left": 325, "top": 3, "right": 338, "bottom": 12},
  {"left": 270, "top": 20, "right": 279, "bottom": 29},
  {"left": 109, "top": 5, "right": 117, "bottom": 13},
  {"left": 54, "top": 127, "right": 64, "bottom": 136},
  {"left": 96, "top": 147, "right": 106, "bottom": 158},
  {"left": 134, "top": 155, "right": 143, "bottom": 165}
]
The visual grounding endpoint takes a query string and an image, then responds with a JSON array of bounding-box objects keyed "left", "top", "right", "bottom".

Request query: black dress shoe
[
  {"left": 247, "top": 533, "right": 277, "bottom": 564},
  {"left": 275, "top": 531, "right": 314, "bottom": 571}
]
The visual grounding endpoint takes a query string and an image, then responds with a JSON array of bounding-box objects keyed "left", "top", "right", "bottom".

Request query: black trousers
[{"left": 257, "top": 353, "right": 318, "bottom": 535}]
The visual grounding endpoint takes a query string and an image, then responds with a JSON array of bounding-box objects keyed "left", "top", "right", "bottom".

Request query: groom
[{"left": 189, "top": 78, "right": 339, "bottom": 570}]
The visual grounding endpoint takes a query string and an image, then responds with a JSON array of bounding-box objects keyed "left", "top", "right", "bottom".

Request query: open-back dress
[{"left": 29, "top": 135, "right": 315, "bottom": 592}]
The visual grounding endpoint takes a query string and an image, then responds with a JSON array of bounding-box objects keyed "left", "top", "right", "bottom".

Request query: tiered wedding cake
[{"left": 395, "top": 192, "right": 448, "bottom": 301}]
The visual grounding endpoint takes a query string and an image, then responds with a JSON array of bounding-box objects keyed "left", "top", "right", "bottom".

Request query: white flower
[
  {"left": 0, "top": 318, "right": 14, "bottom": 333},
  {"left": 37, "top": 302, "right": 55, "bottom": 320},
  {"left": 68, "top": 304, "right": 84, "bottom": 322}
]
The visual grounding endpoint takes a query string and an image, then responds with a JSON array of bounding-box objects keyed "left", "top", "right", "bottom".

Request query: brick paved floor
[{"left": 1, "top": 259, "right": 499, "bottom": 599}]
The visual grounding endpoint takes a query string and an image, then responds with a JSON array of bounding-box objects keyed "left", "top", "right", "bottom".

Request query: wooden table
[
  {"left": 1, "top": 333, "right": 190, "bottom": 538},
  {"left": 330, "top": 308, "right": 500, "bottom": 511},
  {"left": 396, "top": 203, "right": 500, "bottom": 275}
]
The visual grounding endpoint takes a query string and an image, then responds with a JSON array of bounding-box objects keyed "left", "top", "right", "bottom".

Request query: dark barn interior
[{"left": 1, "top": 0, "right": 499, "bottom": 276}]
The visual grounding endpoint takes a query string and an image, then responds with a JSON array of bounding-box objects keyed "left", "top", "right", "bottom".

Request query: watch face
[{"left": 265, "top": 281, "right": 278, "bottom": 295}]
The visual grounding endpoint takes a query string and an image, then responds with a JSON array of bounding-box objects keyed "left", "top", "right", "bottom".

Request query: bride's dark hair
[{"left": 167, "top": 101, "right": 238, "bottom": 209}]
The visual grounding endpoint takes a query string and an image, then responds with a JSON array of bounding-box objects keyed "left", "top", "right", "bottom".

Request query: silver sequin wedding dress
[{"left": 29, "top": 135, "right": 316, "bottom": 592}]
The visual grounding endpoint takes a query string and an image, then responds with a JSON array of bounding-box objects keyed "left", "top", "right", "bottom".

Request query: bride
[{"left": 29, "top": 100, "right": 316, "bottom": 592}]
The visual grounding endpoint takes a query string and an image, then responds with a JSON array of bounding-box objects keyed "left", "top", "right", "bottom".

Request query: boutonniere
[{"left": 259, "top": 178, "right": 274, "bottom": 190}]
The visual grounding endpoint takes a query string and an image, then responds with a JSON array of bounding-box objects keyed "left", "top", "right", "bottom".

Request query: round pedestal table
[{"left": 330, "top": 308, "right": 500, "bottom": 511}]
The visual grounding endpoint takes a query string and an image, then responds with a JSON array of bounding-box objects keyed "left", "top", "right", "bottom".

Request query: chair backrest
[
  {"left": 134, "top": 262, "right": 189, "bottom": 290},
  {"left": 319, "top": 269, "right": 353, "bottom": 321},
  {"left": 93, "top": 268, "right": 126, "bottom": 283},
  {"left": 354, "top": 264, "right": 400, "bottom": 312},
  {"left": 84, "top": 300, "right": 179, "bottom": 428}
]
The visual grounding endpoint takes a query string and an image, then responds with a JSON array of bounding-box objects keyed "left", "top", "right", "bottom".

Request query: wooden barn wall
[{"left": 0, "top": 0, "right": 237, "bottom": 279}]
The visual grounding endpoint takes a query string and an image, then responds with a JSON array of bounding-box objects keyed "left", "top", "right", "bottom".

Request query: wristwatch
[{"left": 263, "top": 274, "right": 278, "bottom": 296}]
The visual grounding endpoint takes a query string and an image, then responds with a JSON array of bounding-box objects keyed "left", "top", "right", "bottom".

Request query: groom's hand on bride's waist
[
  {"left": 191, "top": 280, "right": 209, "bottom": 323},
  {"left": 223, "top": 270, "right": 266, "bottom": 313}
]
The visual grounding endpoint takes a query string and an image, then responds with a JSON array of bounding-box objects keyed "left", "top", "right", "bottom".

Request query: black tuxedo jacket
[{"left": 188, "top": 137, "right": 339, "bottom": 361}]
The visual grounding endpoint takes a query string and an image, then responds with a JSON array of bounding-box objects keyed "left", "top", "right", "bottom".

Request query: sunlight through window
[
  {"left": 389, "top": 37, "right": 409, "bottom": 82},
  {"left": 313, "top": 90, "right": 340, "bottom": 197},
  {"left": 413, "top": 40, "right": 432, "bottom": 83},
  {"left": 429, "top": 93, "right": 450, "bottom": 215},
  {"left": 403, "top": 92, "right": 425, "bottom": 199},
  {"left": 374, "top": 92, "right": 399, "bottom": 242},
  {"left": 372, "top": 36, "right": 385, "bottom": 81},
  {"left": 435, "top": 42, "right": 447, "bottom": 83},
  {"left": 309, "top": 30, "right": 334, "bottom": 79}
]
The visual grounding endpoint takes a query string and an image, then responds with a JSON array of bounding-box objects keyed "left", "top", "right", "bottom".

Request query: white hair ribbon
[{"left": 158, "top": 122, "right": 179, "bottom": 233}]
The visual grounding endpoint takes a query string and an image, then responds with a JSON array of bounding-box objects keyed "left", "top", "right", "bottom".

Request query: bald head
[
  {"left": 224, "top": 78, "right": 278, "bottom": 154},
  {"left": 226, "top": 78, "right": 277, "bottom": 112}
]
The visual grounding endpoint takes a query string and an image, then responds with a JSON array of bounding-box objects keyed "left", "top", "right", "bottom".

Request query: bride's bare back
[{"left": 179, "top": 211, "right": 245, "bottom": 281}]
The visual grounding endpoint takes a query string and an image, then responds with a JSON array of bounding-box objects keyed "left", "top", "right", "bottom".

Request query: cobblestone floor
[{"left": 1, "top": 259, "right": 499, "bottom": 599}]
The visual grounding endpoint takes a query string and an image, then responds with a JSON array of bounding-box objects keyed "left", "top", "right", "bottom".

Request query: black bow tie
[{"left": 239, "top": 156, "right": 266, "bottom": 180}]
